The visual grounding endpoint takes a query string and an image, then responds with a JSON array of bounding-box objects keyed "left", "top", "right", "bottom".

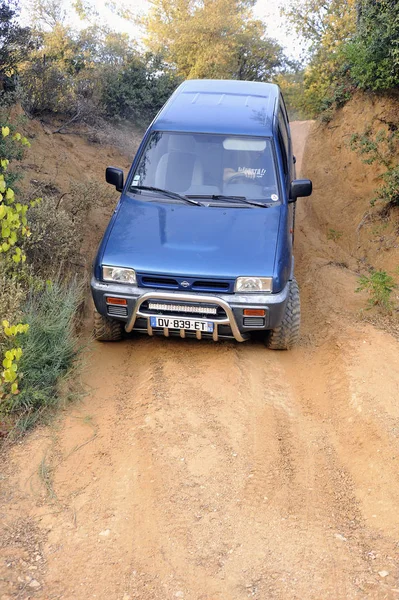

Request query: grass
[{"left": 2, "top": 277, "right": 84, "bottom": 436}]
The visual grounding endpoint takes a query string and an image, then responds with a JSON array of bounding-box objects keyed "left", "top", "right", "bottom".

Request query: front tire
[
  {"left": 93, "top": 310, "right": 123, "bottom": 342},
  {"left": 265, "top": 277, "right": 300, "bottom": 350}
]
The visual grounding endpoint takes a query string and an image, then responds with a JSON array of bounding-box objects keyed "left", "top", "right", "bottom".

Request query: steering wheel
[{"left": 227, "top": 173, "right": 252, "bottom": 184}]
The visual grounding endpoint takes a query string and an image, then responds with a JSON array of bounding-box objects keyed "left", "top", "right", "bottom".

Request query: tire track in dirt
[{"left": 1, "top": 122, "right": 399, "bottom": 600}]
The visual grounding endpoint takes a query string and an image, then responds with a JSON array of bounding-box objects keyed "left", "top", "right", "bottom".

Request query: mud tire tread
[
  {"left": 93, "top": 310, "right": 123, "bottom": 342},
  {"left": 266, "top": 277, "right": 300, "bottom": 350}
]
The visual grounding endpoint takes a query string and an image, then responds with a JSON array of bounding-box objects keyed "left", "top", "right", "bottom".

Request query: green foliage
[
  {"left": 102, "top": 53, "right": 180, "bottom": 125},
  {"left": 0, "top": 0, "right": 31, "bottom": 105},
  {"left": 283, "top": 0, "right": 357, "bottom": 117},
  {"left": 2, "top": 278, "right": 83, "bottom": 420},
  {"left": 377, "top": 167, "right": 399, "bottom": 208},
  {"left": 349, "top": 127, "right": 397, "bottom": 168},
  {"left": 284, "top": 0, "right": 399, "bottom": 116},
  {"left": 344, "top": 1, "right": 399, "bottom": 91},
  {"left": 0, "top": 123, "right": 41, "bottom": 400},
  {"left": 356, "top": 270, "right": 396, "bottom": 312},
  {"left": 0, "top": 125, "right": 36, "bottom": 263},
  {"left": 350, "top": 126, "right": 399, "bottom": 207},
  {"left": 275, "top": 70, "right": 310, "bottom": 120}
]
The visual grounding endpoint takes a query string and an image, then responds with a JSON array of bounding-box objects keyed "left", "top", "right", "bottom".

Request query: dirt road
[{"left": 2, "top": 123, "right": 399, "bottom": 600}]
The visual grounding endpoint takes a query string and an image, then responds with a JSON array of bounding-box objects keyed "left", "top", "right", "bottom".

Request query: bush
[
  {"left": 350, "top": 127, "right": 399, "bottom": 208},
  {"left": 2, "top": 278, "right": 83, "bottom": 427},
  {"left": 344, "top": 1, "right": 399, "bottom": 91},
  {"left": 22, "top": 196, "right": 78, "bottom": 275},
  {"left": 356, "top": 270, "right": 396, "bottom": 312},
  {"left": 102, "top": 53, "right": 180, "bottom": 126},
  {"left": 377, "top": 167, "right": 399, "bottom": 207}
]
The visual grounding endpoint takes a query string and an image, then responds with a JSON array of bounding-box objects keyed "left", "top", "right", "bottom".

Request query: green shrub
[
  {"left": 102, "top": 53, "right": 180, "bottom": 126},
  {"left": 356, "top": 270, "right": 396, "bottom": 312},
  {"left": 350, "top": 127, "right": 399, "bottom": 208},
  {"left": 344, "top": 1, "right": 399, "bottom": 91},
  {"left": 376, "top": 167, "right": 399, "bottom": 207},
  {"left": 3, "top": 278, "right": 83, "bottom": 426}
]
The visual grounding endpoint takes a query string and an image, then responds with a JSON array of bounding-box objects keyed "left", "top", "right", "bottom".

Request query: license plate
[{"left": 150, "top": 316, "right": 214, "bottom": 333}]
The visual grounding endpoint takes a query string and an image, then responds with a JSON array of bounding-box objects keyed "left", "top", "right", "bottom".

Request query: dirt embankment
[
  {"left": 0, "top": 117, "right": 399, "bottom": 600},
  {"left": 302, "top": 92, "right": 399, "bottom": 275},
  {"left": 15, "top": 112, "right": 137, "bottom": 269}
]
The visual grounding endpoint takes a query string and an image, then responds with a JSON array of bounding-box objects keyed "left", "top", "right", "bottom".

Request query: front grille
[
  {"left": 140, "top": 300, "right": 227, "bottom": 319},
  {"left": 137, "top": 273, "right": 234, "bottom": 293},
  {"left": 141, "top": 276, "right": 179, "bottom": 289},
  {"left": 107, "top": 305, "right": 128, "bottom": 317},
  {"left": 192, "top": 281, "right": 230, "bottom": 292},
  {"left": 243, "top": 317, "right": 265, "bottom": 327}
]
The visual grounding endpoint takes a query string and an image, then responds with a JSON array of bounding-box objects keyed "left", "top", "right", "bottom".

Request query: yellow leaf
[
  {"left": 1, "top": 126, "right": 10, "bottom": 137},
  {"left": 11, "top": 382, "right": 18, "bottom": 394}
]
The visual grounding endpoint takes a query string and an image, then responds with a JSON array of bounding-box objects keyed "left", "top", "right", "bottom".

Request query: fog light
[
  {"left": 243, "top": 309, "right": 265, "bottom": 317},
  {"left": 106, "top": 297, "right": 127, "bottom": 306}
]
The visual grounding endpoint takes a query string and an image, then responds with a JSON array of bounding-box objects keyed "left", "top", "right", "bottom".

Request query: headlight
[
  {"left": 235, "top": 277, "right": 273, "bottom": 293},
  {"left": 102, "top": 266, "right": 136, "bottom": 285}
]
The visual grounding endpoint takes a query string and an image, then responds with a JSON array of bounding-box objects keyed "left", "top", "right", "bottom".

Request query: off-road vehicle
[{"left": 91, "top": 79, "right": 312, "bottom": 349}]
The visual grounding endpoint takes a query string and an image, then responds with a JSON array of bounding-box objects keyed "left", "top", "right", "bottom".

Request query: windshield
[{"left": 129, "top": 132, "right": 280, "bottom": 204}]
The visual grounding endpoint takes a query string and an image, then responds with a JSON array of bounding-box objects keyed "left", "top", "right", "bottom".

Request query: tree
[
  {"left": 0, "top": 0, "right": 31, "bottom": 101},
  {"left": 345, "top": 0, "right": 399, "bottom": 90},
  {"left": 102, "top": 52, "right": 180, "bottom": 125},
  {"left": 283, "top": 0, "right": 357, "bottom": 115},
  {"left": 143, "top": 0, "right": 286, "bottom": 81}
]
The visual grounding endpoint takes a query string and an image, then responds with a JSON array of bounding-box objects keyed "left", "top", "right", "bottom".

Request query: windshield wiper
[
  {"left": 131, "top": 185, "right": 202, "bottom": 206},
  {"left": 187, "top": 194, "right": 269, "bottom": 208}
]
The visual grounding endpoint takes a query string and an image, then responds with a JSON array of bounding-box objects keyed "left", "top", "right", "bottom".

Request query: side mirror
[
  {"left": 289, "top": 179, "right": 312, "bottom": 202},
  {"left": 106, "top": 167, "right": 124, "bottom": 192}
]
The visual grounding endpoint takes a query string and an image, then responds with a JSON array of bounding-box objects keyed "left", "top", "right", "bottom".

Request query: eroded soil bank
[{"left": 1, "top": 122, "right": 399, "bottom": 600}]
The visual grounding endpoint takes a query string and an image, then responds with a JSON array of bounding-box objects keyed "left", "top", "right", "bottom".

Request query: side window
[
  {"left": 278, "top": 128, "right": 289, "bottom": 179},
  {"left": 278, "top": 109, "right": 290, "bottom": 160}
]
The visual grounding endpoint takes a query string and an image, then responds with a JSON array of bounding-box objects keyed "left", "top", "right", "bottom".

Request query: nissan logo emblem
[{"left": 180, "top": 281, "right": 190, "bottom": 288}]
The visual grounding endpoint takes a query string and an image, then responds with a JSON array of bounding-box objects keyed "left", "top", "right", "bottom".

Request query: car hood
[{"left": 102, "top": 196, "right": 282, "bottom": 279}]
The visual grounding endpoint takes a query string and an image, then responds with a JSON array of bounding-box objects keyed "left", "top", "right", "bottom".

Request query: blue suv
[{"left": 91, "top": 79, "right": 312, "bottom": 349}]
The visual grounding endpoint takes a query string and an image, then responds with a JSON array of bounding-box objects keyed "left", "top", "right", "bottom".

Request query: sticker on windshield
[
  {"left": 132, "top": 175, "right": 140, "bottom": 186},
  {"left": 238, "top": 167, "right": 266, "bottom": 179},
  {"left": 271, "top": 194, "right": 279, "bottom": 202}
]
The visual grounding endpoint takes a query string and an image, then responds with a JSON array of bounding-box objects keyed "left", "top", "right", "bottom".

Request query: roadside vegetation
[{"left": 283, "top": 0, "right": 399, "bottom": 119}]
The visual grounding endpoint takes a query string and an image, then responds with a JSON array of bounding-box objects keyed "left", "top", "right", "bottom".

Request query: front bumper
[{"left": 91, "top": 278, "right": 290, "bottom": 343}]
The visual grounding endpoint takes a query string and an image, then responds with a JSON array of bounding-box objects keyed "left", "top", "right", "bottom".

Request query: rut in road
[{"left": 1, "top": 122, "right": 399, "bottom": 600}]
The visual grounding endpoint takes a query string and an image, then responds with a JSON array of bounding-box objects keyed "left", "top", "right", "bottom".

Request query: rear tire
[
  {"left": 265, "top": 277, "right": 300, "bottom": 350},
  {"left": 93, "top": 310, "right": 123, "bottom": 342}
]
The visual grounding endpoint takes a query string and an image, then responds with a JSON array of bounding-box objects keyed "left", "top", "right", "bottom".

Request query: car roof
[{"left": 152, "top": 79, "right": 279, "bottom": 137}]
